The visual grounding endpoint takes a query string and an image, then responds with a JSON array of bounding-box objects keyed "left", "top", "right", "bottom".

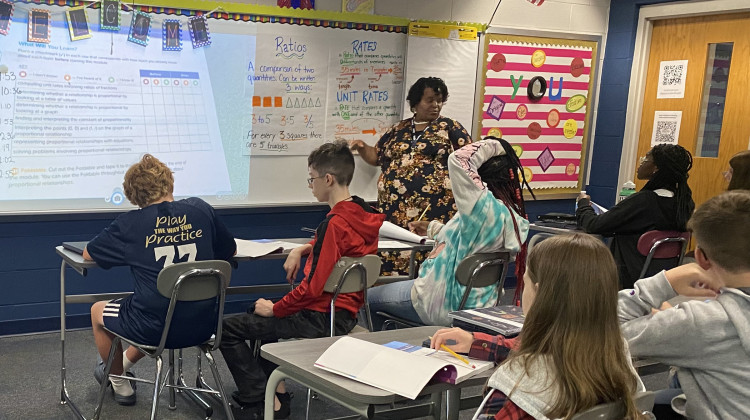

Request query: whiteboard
[
  {"left": 0, "top": 4, "right": 406, "bottom": 213},
  {"left": 403, "top": 35, "right": 480, "bottom": 135}
]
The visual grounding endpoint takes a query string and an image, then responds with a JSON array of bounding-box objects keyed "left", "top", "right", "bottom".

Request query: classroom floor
[{"left": 0, "top": 296, "right": 671, "bottom": 420}]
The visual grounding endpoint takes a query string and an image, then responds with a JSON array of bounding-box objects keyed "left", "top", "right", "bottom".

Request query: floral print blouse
[{"left": 375, "top": 116, "right": 472, "bottom": 275}]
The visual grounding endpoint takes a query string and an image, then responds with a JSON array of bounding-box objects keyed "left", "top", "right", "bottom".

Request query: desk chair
[
  {"left": 293, "top": 255, "right": 381, "bottom": 420},
  {"left": 93, "top": 260, "right": 234, "bottom": 420},
  {"left": 527, "top": 232, "right": 554, "bottom": 255},
  {"left": 379, "top": 252, "right": 510, "bottom": 330},
  {"left": 570, "top": 391, "right": 656, "bottom": 420},
  {"left": 637, "top": 231, "right": 690, "bottom": 279}
]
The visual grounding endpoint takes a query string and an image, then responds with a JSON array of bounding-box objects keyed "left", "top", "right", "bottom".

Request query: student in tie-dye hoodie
[{"left": 368, "top": 138, "right": 532, "bottom": 328}]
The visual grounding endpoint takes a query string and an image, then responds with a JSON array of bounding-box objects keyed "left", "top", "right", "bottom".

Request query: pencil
[
  {"left": 440, "top": 344, "right": 472, "bottom": 367},
  {"left": 416, "top": 204, "right": 431, "bottom": 222}
]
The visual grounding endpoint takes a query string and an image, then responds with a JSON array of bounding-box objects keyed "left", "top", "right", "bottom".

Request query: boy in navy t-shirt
[{"left": 84, "top": 154, "right": 236, "bottom": 405}]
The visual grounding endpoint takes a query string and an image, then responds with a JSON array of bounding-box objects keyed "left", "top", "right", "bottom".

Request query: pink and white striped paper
[{"left": 481, "top": 40, "right": 594, "bottom": 189}]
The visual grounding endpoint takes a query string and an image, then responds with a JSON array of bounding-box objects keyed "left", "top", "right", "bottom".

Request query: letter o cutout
[{"left": 527, "top": 76, "right": 547, "bottom": 102}]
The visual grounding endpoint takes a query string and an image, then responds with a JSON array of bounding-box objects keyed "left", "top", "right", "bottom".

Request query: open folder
[
  {"left": 314, "top": 336, "right": 493, "bottom": 399},
  {"left": 378, "top": 221, "right": 435, "bottom": 245}
]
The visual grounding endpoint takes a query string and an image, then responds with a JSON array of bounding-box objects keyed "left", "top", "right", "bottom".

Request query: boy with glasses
[{"left": 220, "top": 140, "right": 385, "bottom": 419}]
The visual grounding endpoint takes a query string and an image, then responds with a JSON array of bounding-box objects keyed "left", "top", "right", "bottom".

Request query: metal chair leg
[
  {"left": 93, "top": 337, "right": 121, "bottom": 420},
  {"left": 204, "top": 347, "right": 236, "bottom": 420},
  {"left": 306, "top": 387, "right": 313, "bottom": 420},
  {"left": 150, "top": 356, "right": 163, "bottom": 420},
  {"left": 168, "top": 349, "right": 176, "bottom": 410}
]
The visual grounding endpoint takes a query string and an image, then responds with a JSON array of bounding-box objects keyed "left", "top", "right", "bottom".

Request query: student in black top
[{"left": 576, "top": 144, "right": 694, "bottom": 289}]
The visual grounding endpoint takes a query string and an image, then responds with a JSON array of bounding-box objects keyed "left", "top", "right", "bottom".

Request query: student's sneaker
[
  {"left": 231, "top": 391, "right": 291, "bottom": 419},
  {"left": 93, "top": 361, "right": 137, "bottom": 406},
  {"left": 231, "top": 401, "right": 263, "bottom": 420}
]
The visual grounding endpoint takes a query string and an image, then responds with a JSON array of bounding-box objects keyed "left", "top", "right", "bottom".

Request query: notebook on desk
[
  {"left": 448, "top": 305, "right": 525, "bottom": 338},
  {"left": 62, "top": 241, "right": 89, "bottom": 254}
]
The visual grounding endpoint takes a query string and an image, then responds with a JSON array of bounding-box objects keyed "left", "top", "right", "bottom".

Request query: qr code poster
[
  {"left": 657, "top": 60, "right": 688, "bottom": 99},
  {"left": 651, "top": 111, "right": 682, "bottom": 147}
]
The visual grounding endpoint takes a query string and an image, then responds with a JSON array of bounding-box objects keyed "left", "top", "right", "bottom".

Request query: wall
[{"left": 0, "top": 0, "right": 622, "bottom": 335}]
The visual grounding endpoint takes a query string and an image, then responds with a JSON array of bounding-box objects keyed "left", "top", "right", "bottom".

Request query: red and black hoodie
[{"left": 273, "top": 196, "right": 385, "bottom": 318}]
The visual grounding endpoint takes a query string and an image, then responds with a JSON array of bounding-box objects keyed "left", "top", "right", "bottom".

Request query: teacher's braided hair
[
  {"left": 478, "top": 136, "right": 535, "bottom": 303},
  {"left": 643, "top": 144, "right": 695, "bottom": 230}
]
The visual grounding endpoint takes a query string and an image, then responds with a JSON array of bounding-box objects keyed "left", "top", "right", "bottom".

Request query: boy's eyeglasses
[{"left": 307, "top": 176, "right": 323, "bottom": 185}]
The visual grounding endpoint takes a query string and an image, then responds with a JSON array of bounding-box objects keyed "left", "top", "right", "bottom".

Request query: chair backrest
[
  {"left": 527, "top": 232, "right": 554, "bottom": 255},
  {"left": 455, "top": 252, "right": 510, "bottom": 310},
  {"left": 324, "top": 255, "right": 381, "bottom": 334},
  {"left": 156, "top": 260, "right": 232, "bottom": 353},
  {"left": 637, "top": 230, "right": 690, "bottom": 279},
  {"left": 323, "top": 255, "right": 381, "bottom": 294},
  {"left": 570, "top": 391, "right": 656, "bottom": 420},
  {"left": 637, "top": 230, "right": 690, "bottom": 259}
]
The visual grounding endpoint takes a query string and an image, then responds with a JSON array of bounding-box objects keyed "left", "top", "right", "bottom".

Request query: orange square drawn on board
[
  {"left": 275, "top": 97, "right": 283, "bottom": 107},
  {"left": 263, "top": 97, "right": 272, "bottom": 107},
  {"left": 252, "top": 96, "right": 261, "bottom": 107}
]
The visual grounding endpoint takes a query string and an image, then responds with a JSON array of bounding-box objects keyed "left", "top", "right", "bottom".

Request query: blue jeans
[{"left": 366, "top": 280, "right": 423, "bottom": 330}]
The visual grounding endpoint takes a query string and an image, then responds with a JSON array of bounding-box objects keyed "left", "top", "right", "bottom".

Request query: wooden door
[{"left": 635, "top": 13, "right": 750, "bottom": 209}]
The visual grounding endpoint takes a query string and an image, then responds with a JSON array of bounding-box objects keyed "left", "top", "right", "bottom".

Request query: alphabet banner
[{"left": 479, "top": 35, "right": 598, "bottom": 193}]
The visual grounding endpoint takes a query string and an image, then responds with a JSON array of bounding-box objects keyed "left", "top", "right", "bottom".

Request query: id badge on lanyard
[{"left": 411, "top": 119, "right": 424, "bottom": 150}]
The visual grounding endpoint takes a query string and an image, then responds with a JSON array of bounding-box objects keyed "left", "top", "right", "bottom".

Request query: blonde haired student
[
  {"left": 432, "top": 234, "right": 645, "bottom": 420},
  {"left": 85, "top": 154, "right": 236, "bottom": 406}
]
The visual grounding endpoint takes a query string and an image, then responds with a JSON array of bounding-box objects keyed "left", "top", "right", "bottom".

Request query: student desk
[
  {"left": 261, "top": 326, "right": 490, "bottom": 420},
  {"left": 55, "top": 238, "right": 432, "bottom": 419}
]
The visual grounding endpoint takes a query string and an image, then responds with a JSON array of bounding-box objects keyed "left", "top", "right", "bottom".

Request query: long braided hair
[
  {"left": 477, "top": 137, "right": 535, "bottom": 303},
  {"left": 643, "top": 144, "right": 695, "bottom": 229}
]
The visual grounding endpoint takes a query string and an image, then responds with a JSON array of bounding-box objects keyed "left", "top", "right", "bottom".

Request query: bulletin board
[{"left": 477, "top": 34, "right": 598, "bottom": 197}]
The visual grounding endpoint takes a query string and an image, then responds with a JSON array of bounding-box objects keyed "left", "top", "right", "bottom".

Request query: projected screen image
[
  {"left": 0, "top": 7, "right": 257, "bottom": 213},
  {"left": 0, "top": 4, "right": 405, "bottom": 215}
]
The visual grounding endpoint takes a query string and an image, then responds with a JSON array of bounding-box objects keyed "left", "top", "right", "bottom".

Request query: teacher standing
[{"left": 351, "top": 77, "right": 472, "bottom": 275}]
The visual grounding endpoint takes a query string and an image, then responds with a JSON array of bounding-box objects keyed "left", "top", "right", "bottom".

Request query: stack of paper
[{"left": 314, "top": 336, "right": 493, "bottom": 399}]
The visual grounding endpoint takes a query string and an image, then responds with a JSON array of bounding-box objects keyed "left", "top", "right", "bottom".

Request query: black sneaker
[
  {"left": 231, "top": 391, "right": 292, "bottom": 419},
  {"left": 93, "top": 361, "right": 137, "bottom": 406},
  {"left": 231, "top": 401, "right": 263, "bottom": 420},
  {"left": 93, "top": 360, "right": 137, "bottom": 390},
  {"left": 274, "top": 392, "right": 292, "bottom": 419}
]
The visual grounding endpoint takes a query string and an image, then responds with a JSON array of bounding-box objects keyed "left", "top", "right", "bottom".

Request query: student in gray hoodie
[{"left": 618, "top": 190, "right": 750, "bottom": 420}]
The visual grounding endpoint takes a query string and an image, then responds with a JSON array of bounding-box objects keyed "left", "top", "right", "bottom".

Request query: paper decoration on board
[
  {"left": 487, "top": 96, "right": 505, "bottom": 120},
  {"left": 128, "top": 10, "right": 150, "bottom": 46},
  {"left": 343, "top": 0, "right": 374, "bottom": 14},
  {"left": 163, "top": 20, "right": 181, "bottom": 51},
  {"left": 28, "top": 9, "right": 51, "bottom": 43},
  {"left": 188, "top": 16, "right": 210, "bottom": 48},
  {"left": 651, "top": 110, "right": 682, "bottom": 146},
  {"left": 278, "top": 0, "right": 315, "bottom": 9},
  {"left": 657, "top": 60, "right": 688, "bottom": 99},
  {"left": 0, "top": 0, "right": 14, "bottom": 36},
  {"left": 481, "top": 38, "right": 595, "bottom": 189},
  {"left": 408, "top": 22, "right": 478, "bottom": 41},
  {"left": 527, "top": 0, "right": 545, "bottom": 4},
  {"left": 65, "top": 7, "right": 92, "bottom": 41},
  {"left": 100, "top": 0, "right": 120, "bottom": 32},
  {"left": 537, "top": 147, "right": 554, "bottom": 172}
]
